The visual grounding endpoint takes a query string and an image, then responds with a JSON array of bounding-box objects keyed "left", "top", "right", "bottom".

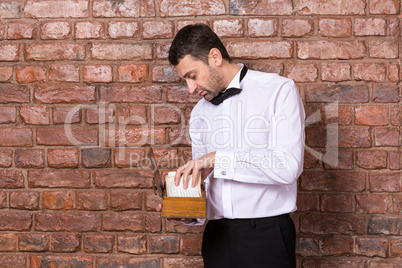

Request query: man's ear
[{"left": 208, "top": 48, "right": 223, "bottom": 67}]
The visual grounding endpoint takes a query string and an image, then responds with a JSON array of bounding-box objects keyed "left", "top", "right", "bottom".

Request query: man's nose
[{"left": 186, "top": 79, "right": 197, "bottom": 94}]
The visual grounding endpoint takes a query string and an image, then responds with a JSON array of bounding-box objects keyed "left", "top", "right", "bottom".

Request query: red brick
[
  {"left": 0, "top": 22, "right": 4, "bottom": 39},
  {"left": 356, "top": 150, "right": 387, "bottom": 169},
  {"left": 83, "top": 234, "right": 113, "bottom": 253},
  {"left": 0, "top": 66, "right": 13, "bottom": 82},
  {"left": 93, "top": 0, "right": 155, "bottom": 17},
  {"left": 0, "top": 128, "right": 33, "bottom": 146},
  {"left": 152, "top": 105, "right": 181, "bottom": 125},
  {"left": 390, "top": 238, "right": 402, "bottom": 257},
  {"left": 305, "top": 84, "right": 369, "bottom": 103},
  {"left": 369, "top": 172, "right": 400, "bottom": 192},
  {"left": 24, "top": 0, "right": 89, "bottom": 18},
  {"left": 99, "top": 85, "right": 162, "bottom": 103},
  {"left": 108, "top": 21, "right": 139, "bottom": 39},
  {"left": 0, "top": 84, "right": 30, "bottom": 103},
  {"left": 229, "top": 0, "right": 292, "bottom": 15},
  {"left": 94, "top": 169, "right": 153, "bottom": 188},
  {"left": 96, "top": 258, "right": 159, "bottom": 268},
  {"left": 10, "top": 191, "right": 40, "bottom": 210},
  {"left": 303, "top": 150, "right": 319, "bottom": 169},
  {"left": 143, "top": 21, "right": 173, "bottom": 39},
  {"left": 7, "top": 22, "right": 36, "bottom": 39},
  {"left": 168, "top": 126, "right": 192, "bottom": 146},
  {"left": 181, "top": 234, "right": 202, "bottom": 256},
  {"left": 164, "top": 258, "right": 203, "bottom": 268},
  {"left": 40, "top": 21, "right": 71, "bottom": 39},
  {"left": 390, "top": 105, "right": 401, "bottom": 126},
  {"left": 226, "top": 41, "right": 292, "bottom": 59},
  {"left": 118, "top": 64, "right": 148, "bottom": 83},
  {"left": 321, "top": 236, "right": 354, "bottom": 256},
  {"left": 321, "top": 63, "right": 351, "bottom": 82},
  {"left": 282, "top": 19, "right": 314, "bottom": 37},
  {"left": 338, "top": 127, "right": 372, "bottom": 148},
  {"left": 355, "top": 105, "right": 389, "bottom": 126},
  {"left": 53, "top": 107, "right": 81, "bottom": 124},
  {"left": 300, "top": 214, "right": 366, "bottom": 235},
  {"left": 0, "top": 212, "right": 32, "bottom": 231},
  {"left": 0, "top": 191, "right": 6, "bottom": 208},
  {"left": 82, "top": 148, "right": 111, "bottom": 168},
  {"left": 285, "top": 63, "right": 317, "bottom": 82},
  {"left": 152, "top": 65, "right": 180, "bottom": 83},
  {"left": 388, "top": 64, "right": 399, "bottom": 82},
  {"left": 149, "top": 235, "right": 180, "bottom": 253},
  {"left": 167, "top": 85, "right": 201, "bottom": 103},
  {"left": 86, "top": 106, "right": 115, "bottom": 124},
  {"left": 15, "top": 149, "right": 45, "bottom": 168},
  {"left": 42, "top": 191, "right": 74, "bottom": 210},
  {"left": 389, "top": 151, "right": 400, "bottom": 170},
  {"left": 356, "top": 194, "right": 388, "bottom": 213},
  {"left": 48, "top": 149, "right": 79, "bottom": 168},
  {"left": 0, "top": 255, "right": 26, "bottom": 267},
  {"left": 356, "top": 238, "right": 388, "bottom": 257},
  {"left": 369, "top": 0, "right": 400, "bottom": 14},
  {"left": 0, "top": 234, "right": 17, "bottom": 251},
  {"left": 30, "top": 256, "right": 92, "bottom": 268},
  {"left": 145, "top": 191, "right": 163, "bottom": 212},
  {"left": 0, "top": 107, "right": 16, "bottom": 123},
  {"left": 114, "top": 147, "right": 144, "bottom": 167},
  {"left": 28, "top": 170, "right": 91, "bottom": 188},
  {"left": 319, "top": 18, "right": 352, "bottom": 37},
  {"left": 75, "top": 21, "right": 104, "bottom": 39},
  {"left": 83, "top": 65, "right": 112, "bottom": 83},
  {"left": 0, "top": 44, "right": 19, "bottom": 61},
  {"left": 177, "top": 20, "right": 210, "bottom": 30},
  {"left": 296, "top": 237, "right": 320, "bottom": 256},
  {"left": 118, "top": 235, "right": 147, "bottom": 254},
  {"left": 110, "top": 191, "right": 143, "bottom": 211},
  {"left": 392, "top": 194, "right": 402, "bottom": 213},
  {"left": 19, "top": 234, "right": 49, "bottom": 252},
  {"left": 355, "top": 18, "right": 386, "bottom": 36},
  {"left": 76, "top": 190, "right": 108, "bottom": 211},
  {"left": 369, "top": 40, "right": 399, "bottom": 59},
  {"left": 0, "top": 170, "right": 24, "bottom": 188},
  {"left": 35, "top": 212, "right": 96, "bottom": 232},
  {"left": 152, "top": 148, "right": 179, "bottom": 168},
  {"left": 116, "top": 106, "right": 147, "bottom": 126},
  {"left": 51, "top": 233, "right": 80, "bottom": 252},
  {"left": 102, "top": 212, "right": 144, "bottom": 232},
  {"left": 303, "top": 259, "right": 366, "bottom": 268},
  {"left": 321, "top": 194, "right": 353, "bottom": 213},
  {"left": 156, "top": 43, "right": 170, "bottom": 59},
  {"left": 25, "top": 43, "right": 85, "bottom": 61},
  {"left": 323, "top": 150, "right": 354, "bottom": 170},
  {"left": 37, "top": 127, "right": 98, "bottom": 146},
  {"left": 91, "top": 43, "right": 152, "bottom": 60},
  {"left": 374, "top": 128, "right": 399, "bottom": 147},
  {"left": 20, "top": 105, "right": 50, "bottom": 125},
  {"left": 297, "top": 40, "right": 365, "bottom": 59},
  {"left": 300, "top": 171, "right": 366, "bottom": 192},
  {"left": 389, "top": 17, "right": 400, "bottom": 36},
  {"left": 213, "top": 19, "right": 243, "bottom": 37},
  {"left": 0, "top": 149, "right": 13, "bottom": 167},
  {"left": 145, "top": 213, "right": 161, "bottom": 233},
  {"left": 295, "top": 0, "right": 365, "bottom": 15},
  {"left": 49, "top": 65, "right": 80, "bottom": 83},
  {"left": 247, "top": 18, "right": 277, "bottom": 37},
  {"left": 16, "top": 66, "right": 46, "bottom": 84},
  {"left": 373, "top": 84, "right": 399, "bottom": 103},
  {"left": 161, "top": 0, "right": 225, "bottom": 16},
  {"left": 0, "top": 2, "right": 22, "bottom": 18},
  {"left": 368, "top": 216, "right": 401, "bottom": 235}
]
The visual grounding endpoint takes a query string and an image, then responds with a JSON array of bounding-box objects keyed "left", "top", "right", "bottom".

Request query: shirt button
[{"left": 221, "top": 171, "right": 226, "bottom": 176}]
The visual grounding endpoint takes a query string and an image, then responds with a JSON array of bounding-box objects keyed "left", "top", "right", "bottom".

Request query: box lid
[{"left": 146, "top": 147, "right": 165, "bottom": 198}]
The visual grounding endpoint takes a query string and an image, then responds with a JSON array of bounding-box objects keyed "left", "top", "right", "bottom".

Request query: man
[{"left": 168, "top": 23, "right": 305, "bottom": 268}]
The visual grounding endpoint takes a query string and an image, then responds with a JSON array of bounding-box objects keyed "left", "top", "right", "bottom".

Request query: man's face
[{"left": 175, "top": 55, "right": 225, "bottom": 101}]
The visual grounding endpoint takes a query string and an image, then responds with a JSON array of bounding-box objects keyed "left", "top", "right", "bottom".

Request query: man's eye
[{"left": 189, "top": 74, "right": 196, "bottom": 80}]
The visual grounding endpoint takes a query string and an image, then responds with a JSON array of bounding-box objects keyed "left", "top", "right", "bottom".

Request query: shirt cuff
[{"left": 214, "top": 150, "right": 235, "bottom": 180}]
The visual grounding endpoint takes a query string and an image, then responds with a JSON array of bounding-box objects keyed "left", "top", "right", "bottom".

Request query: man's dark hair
[{"left": 168, "top": 23, "right": 232, "bottom": 66}]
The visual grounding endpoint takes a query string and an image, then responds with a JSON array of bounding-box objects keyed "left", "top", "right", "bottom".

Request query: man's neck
[{"left": 220, "top": 61, "right": 242, "bottom": 89}]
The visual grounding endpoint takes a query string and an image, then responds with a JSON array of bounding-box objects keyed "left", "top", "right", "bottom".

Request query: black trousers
[{"left": 202, "top": 214, "right": 296, "bottom": 268}]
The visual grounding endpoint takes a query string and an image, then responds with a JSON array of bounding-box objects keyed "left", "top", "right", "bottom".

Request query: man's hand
[{"left": 174, "top": 152, "right": 216, "bottom": 189}]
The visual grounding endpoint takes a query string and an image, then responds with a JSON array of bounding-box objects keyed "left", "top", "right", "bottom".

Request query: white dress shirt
[{"left": 189, "top": 65, "right": 305, "bottom": 220}]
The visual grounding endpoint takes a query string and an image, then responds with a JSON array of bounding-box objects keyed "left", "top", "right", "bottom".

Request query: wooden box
[{"left": 147, "top": 148, "right": 206, "bottom": 218}]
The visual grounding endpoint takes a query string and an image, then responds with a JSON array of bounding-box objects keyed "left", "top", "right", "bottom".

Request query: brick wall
[{"left": 0, "top": 0, "right": 401, "bottom": 267}]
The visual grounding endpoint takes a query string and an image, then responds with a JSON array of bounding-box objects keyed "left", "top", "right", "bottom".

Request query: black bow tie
[{"left": 209, "top": 65, "right": 248, "bottom": 105}]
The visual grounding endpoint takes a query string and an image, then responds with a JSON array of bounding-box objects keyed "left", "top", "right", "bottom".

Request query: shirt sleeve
[{"left": 214, "top": 80, "right": 305, "bottom": 186}]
